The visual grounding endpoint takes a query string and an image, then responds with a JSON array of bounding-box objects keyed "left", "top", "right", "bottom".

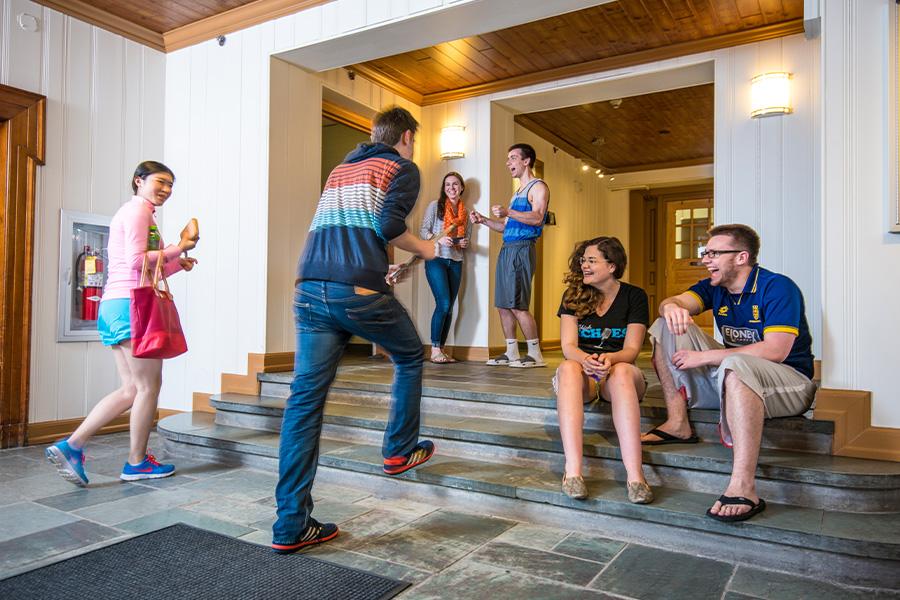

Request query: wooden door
[{"left": 665, "top": 198, "right": 713, "bottom": 331}]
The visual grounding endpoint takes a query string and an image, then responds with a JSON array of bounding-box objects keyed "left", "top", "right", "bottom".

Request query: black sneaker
[
  {"left": 271, "top": 519, "right": 339, "bottom": 554},
  {"left": 383, "top": 440, "right": 435, "bottom": 475}
]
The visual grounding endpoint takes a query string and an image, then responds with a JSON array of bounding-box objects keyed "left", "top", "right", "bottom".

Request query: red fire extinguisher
[{"left": 76, "top": 245, "right": 104, "bottom": 321}]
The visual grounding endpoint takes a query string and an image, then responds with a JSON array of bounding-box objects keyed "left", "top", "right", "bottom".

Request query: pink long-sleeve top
[{"left": 102, "top": 196, "right": 184, "bottom": 301}]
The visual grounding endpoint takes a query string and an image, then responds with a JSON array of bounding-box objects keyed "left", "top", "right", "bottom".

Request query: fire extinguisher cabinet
[{"left": 57, "top": 210, "right": 112, "bottom": 342}]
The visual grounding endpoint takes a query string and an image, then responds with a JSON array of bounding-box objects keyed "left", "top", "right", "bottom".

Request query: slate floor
[{"left": 1, "top": 432, "right": 895, "bottom": 599}]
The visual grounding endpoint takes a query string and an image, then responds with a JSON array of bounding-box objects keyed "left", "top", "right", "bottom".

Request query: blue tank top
[{"left": 502, "top": 179, "right": 546, "bottom": 243}]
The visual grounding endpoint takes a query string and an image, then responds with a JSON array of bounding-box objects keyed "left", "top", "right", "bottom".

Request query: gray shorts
[
  {"left": 495, "top": 240, "right": 536, "bottom": 310},
  {"left": 648, "top": 318, "right": 817, "bottom": 444}
]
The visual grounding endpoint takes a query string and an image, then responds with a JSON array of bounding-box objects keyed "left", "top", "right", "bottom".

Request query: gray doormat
[{"left": 0, "top": 523, "right": 409, "bottom": 600}]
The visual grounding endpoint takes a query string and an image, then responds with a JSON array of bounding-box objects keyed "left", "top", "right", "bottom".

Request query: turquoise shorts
[{"left": 97, "top": 298, "right": 131, "bottom": 346}]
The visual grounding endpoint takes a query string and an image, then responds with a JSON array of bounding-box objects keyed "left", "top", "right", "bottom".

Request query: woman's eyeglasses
[{"left": 578, "top": 257, "right": 609, "bottom": 266}]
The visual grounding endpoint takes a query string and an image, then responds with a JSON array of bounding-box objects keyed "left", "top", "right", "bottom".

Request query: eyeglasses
[
  {"left": 699, "top": 249, "right": 742, "bottom": 259},
  {"left": 578, "top": 257, "right": 610, "bottom": 266}
]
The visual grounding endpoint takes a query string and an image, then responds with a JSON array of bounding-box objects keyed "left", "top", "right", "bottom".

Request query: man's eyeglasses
[
  {"left": 699, "top": 249, "right": 742, "bottom": 259},
  {"left": 578, "top": 257, "right": 609, "bottom": 266}
]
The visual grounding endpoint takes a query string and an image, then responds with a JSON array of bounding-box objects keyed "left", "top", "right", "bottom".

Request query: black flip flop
[
  {"left": 642, "top": 427, "right": 699, "bottom": 445},
  {"left": 706, "top": 495, "right": 766, "bottom": 522}
]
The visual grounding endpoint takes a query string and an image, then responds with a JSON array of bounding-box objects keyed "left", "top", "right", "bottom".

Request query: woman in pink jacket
[{"left": 46, "top": 161, "right": 198, "bottom": 486}]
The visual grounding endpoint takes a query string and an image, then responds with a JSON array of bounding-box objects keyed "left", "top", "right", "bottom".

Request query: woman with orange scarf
[{"left": 419, "top": 172, "right": 470, "bottom": 363}]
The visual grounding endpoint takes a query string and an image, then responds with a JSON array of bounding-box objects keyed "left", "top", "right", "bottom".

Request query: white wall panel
[{"left": 2, "top": 0, "right": 165, "bottom": 423}]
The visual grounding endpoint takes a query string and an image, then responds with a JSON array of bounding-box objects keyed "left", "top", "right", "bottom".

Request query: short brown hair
[
  {"left": 708, "top": 223, "right": 760, "bottom": 263},
  {"left": 508, "top": 143, "right": 536, "bottom": 168},
  {"left": 371, "top": 106, "right": 419, "bottom": 146}
]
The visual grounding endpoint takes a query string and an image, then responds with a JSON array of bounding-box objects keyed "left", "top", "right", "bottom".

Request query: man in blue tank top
[
  {"left": 471, "top": 143, "right": 549, "bottom": 368},
  {"left": 640, "top": 224, "right": 816, "bottom": 523}
]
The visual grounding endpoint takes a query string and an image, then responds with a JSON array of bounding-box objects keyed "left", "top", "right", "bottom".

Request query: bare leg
[
  {"left": 68, "top": 345, "right": 137, "bottom": 448},
  {"left": 708, "top": 370, "right": 764, "bottom": 517},
  {"left": 602, "top": 363, "right": 647, "bottom": 484},
  {"left": 640, "top": 344, "right": 693, "bottom": 442},
  {"left": 119, "top": 340, "right": 163, "bottom": 465},
  {"left": 555, "top": 360, "right": 592, "bottom": 476},
  {"left": 511, "top": 308, "right": 538, "bottom": 340},
  {"left": 497, "top": 308, "right": 519, "bottom": 339}
]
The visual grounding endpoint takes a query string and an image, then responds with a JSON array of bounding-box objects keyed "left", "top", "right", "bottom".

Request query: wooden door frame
[
  {"left": 629, "top": 182, "right": 713, "bottom": 314},
  {"left": 0, "top": 84, "right": 46, "bottom": 448}
]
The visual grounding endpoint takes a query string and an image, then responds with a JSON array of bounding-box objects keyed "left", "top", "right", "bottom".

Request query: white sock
[
  {"left": 526, "top": 339, "right": 543, "bottom": 362},
  {"left": 505, "top": 339, "right": 520, "bottom": 360}
]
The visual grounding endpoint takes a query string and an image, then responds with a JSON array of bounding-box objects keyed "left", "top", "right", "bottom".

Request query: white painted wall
[
  {"left": 821, "top": 0, "right": 899, "bottom": 427},
  {"left": 1, "top": 0, "right": 165, "bottom": 423}
]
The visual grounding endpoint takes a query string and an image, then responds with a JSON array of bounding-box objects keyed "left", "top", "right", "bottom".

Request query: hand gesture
[
  {"left": 662, "top": 302, "right": 694, "bottom": 335},
  {"left": 470, "top": 210, "right": 486, "bottom": 225},
  {"left": 580, "top": 353, "right": 604, "bottom": 379},
  {"left": 671, "top": 349, "right": 707, "bottom": 370},
  {"left": 179, "top": 257, "right": 198, "bottom": 272},
  {"left": 457, "top": 238, "right": 469, "bottom": 249},
  {"left": 491, "top": 205, "right": 508, "bottom": 219},
  {"left": 438, "top": 236, "right": 453, "bottom": 247},
  {"left": 386, "top": 264, "right": 407, "bottom": 286}
]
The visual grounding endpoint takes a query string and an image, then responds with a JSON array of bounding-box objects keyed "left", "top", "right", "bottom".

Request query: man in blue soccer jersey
[{"left": 640, "top": 224, "right": 816, "bottom": 522}]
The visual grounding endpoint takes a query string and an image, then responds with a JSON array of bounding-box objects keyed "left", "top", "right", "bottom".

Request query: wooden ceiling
[
  {"left": 32, "top": 0, "right": 330, "bottom": 51},
  {"left": 515, "top": 84, "right": 714, "bottom": 173},
  {"left": 352, "top": 0, "right": 804, "bottom": 105}
]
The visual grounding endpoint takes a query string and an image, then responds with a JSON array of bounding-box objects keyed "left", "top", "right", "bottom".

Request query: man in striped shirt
[{"left": 272, "top": 107, "right": 436, "bottom": 554}]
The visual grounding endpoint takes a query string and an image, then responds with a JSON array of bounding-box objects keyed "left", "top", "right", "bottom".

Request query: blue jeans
[
  {"left": 424, "top": 258, "right": 462, "bottom": 347},
  {"left": 272, "top": 280, "right": 425, "bottom": 545}
]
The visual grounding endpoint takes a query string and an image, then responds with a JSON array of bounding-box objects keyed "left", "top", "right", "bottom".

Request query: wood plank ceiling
[
  {"left": 515, "top": 84, "right": 715, "bottom": 174},
  {"left": 352, "top": 0, "right": 804, "bottom": 104}
]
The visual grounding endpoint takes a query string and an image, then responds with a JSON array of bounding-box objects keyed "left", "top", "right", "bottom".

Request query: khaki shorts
[{"left": 648, "top": 318, "right": 817, "bottom": 444}]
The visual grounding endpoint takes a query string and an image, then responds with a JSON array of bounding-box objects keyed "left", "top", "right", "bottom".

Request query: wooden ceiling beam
[
  {"left": 163, "top": 0, "right": 329, "bottom": 52},
  {"left": 349, "top": 64, "right": 424, "bottom": 106},
  {"left": 417, "top": 19, "right": 804, "bottom": 106},
  {"left": 31, "top": 0, "right": 165, "bottom": 52},
  {"left": 514, "top": 114, "right": 605, "bottom": 170}
]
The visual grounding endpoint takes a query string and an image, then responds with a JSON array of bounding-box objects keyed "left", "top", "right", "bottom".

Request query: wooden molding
[
  {"left": 193, "top": 392, "right": 214, "bottom": 414},
  {"left": 26, "top": 410, "right": 174, "bottom": 446},
  {"left": 0, "top": 85, "right": 46, "bottom": 449},
  {"left": 220, "top": 352, "right": 294, "bottom": 395},
  {"left": 394, "top": 19, "right": 806, "bottom": 106},
  {"left": 815, "top": 388, "right": 900, "bottom": 462},
  {"left": 322, "top": 100, "right": 371, "bottom": 135},
  {"left": 31, "top": 0, "right": 165, "bottom": 52},
  {"left": 350, "top": 64, "right": 424, "bottom": 105},
  {"left": 163, "top": 0, "right": 330, "bottom": 52},
  {"left": 611, "top": 157, "right": 715, "bottom": 175}
]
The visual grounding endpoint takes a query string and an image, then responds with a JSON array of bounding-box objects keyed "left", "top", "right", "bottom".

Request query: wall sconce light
[
  {"left": 750, "top": 72, "right": 792, "bottom": 118},
  {"left": 440, "top": 126, "right": 466, "bottom": 159}
]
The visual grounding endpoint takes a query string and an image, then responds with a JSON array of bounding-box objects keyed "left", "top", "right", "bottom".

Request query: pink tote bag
[{"left": 130, "top": 251, "right": 187, "bottom": 359}]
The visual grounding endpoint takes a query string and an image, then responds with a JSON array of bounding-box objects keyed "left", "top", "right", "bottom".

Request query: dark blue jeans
[
  {"left": 424, "top": 258, "right": 462, "bottom": 347},
  {"left": 272, "top": 280, "right": 424, "bottom": 545}
]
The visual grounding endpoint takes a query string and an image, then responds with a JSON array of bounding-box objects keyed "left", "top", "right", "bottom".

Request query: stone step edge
[
  {"left": 244, "top": 382, "right": 836, "bottom": 433},
  {"left": 210, "top": 394, "right": 895, "bottom": 489},
  {"left": 157, "top": 414, "right": 899, "bottom": 562}
]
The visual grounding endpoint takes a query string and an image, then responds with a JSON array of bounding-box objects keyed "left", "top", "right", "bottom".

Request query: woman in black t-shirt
[{"left": 554, "top": 236, "right": 652, "bottom": 504}]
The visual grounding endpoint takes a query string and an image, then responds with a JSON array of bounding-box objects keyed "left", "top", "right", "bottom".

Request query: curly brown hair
[{"left": 561, "top": 237, "right": 627, "bottom": 319}]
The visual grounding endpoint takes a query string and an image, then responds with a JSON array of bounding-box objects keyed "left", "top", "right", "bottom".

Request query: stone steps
[
  {"left": 157, "top": 411, "right": 900, "bottom": 588},
  {"left": 209, "top": 391, "right": 900, "bottom": 513},
  {"left": 259, "top": 371, "right": 835, "bottom": 454}
]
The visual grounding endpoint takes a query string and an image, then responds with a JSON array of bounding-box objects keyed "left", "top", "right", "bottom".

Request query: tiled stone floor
[{"left": 2, "top": 432, "right": 895, "bottom": 598}]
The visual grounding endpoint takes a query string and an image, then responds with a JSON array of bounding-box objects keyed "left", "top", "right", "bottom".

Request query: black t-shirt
[{"left": 557, "top": 282, "right": 650, "bottom": 354}]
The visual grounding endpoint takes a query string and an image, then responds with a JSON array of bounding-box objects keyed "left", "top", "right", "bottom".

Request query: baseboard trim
[
  {"left": 220, "top": 352, "right": 294, "bottom": 395},
  {"left": 26, "top": 410, "right": 176, "bottom": 446},
  {"left": 814, "top": 388, "right": 900, "bottom": 462}
]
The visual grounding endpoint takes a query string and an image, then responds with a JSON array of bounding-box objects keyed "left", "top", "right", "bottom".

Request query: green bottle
[{"left": 148, "top": 225, "right": 161, "bottom": 250}]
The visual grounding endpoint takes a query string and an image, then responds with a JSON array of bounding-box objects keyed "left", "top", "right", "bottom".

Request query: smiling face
[
  {"left": 506, "top": 149, "right": 529, "bottom": 179},
  {"left": 701, "top": 234, "right": 750, "bottom": 288},
  {"left": 580, "top": 244, "right": 616, "bottom": 287},
  {"left": 134, "top": 172, "right": 174, "bottom": 206},
  {"left": 444, "top": 174, "right": 463, "bottom": 201}
]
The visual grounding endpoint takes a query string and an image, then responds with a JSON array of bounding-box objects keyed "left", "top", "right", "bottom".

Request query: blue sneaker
[
  {"left": 45, "top": 440, "right": 89, "bottom": 487},
  {"left": 120, "top": 454, "right": 175, "bottom": 481}
]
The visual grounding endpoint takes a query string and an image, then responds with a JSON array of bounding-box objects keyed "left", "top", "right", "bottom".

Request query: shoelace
[{"left": 146, "top": 453, "right": 162, "bottom": 466}]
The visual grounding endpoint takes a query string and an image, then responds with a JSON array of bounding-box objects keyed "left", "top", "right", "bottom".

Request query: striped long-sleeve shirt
[{"left": 297, "top": 142, "right": 420, "bottom": 293}]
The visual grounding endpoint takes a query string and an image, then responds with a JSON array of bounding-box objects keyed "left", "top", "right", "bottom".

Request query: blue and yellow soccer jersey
[{"left": 688, "top": 265, "right": 814, "bottom": 378}]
